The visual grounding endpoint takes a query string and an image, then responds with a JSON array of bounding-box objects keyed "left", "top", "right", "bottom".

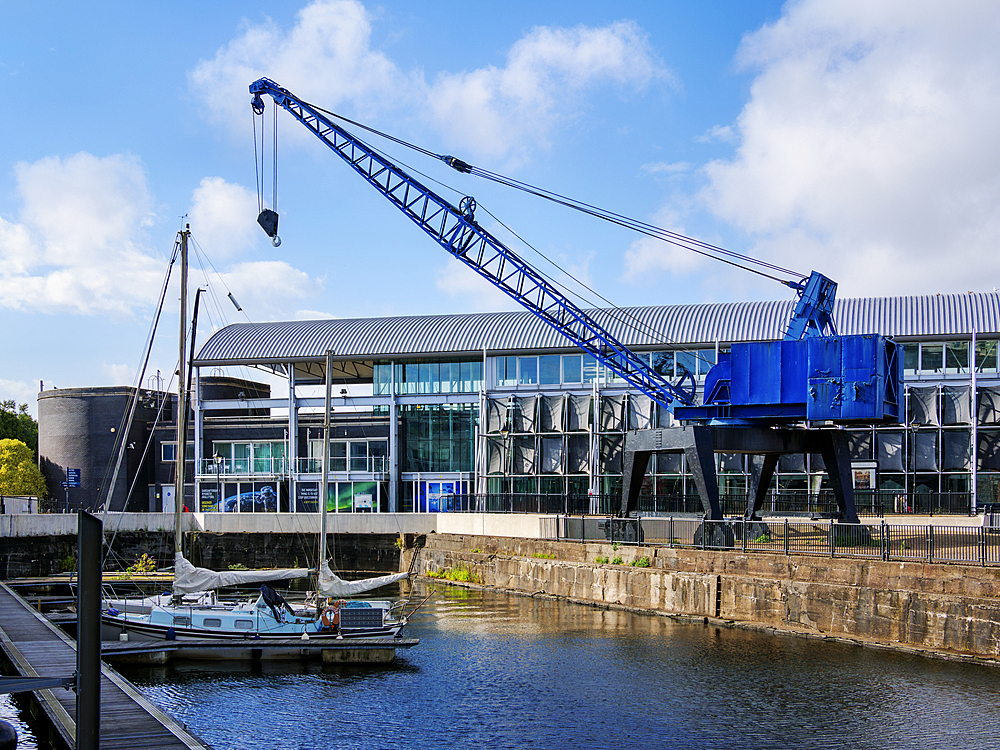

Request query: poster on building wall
[
  {"left": 200, "top": 486, "right": 220, "bottom": 512},
  {"left": 851, "top": 461, "right": 877, "bottom": 493},
  {"left": 295, "top": 482, "right": 319, "bottom": 513},
  {"left": 223, "top": 483, "right": 278, "bottom": 512}
]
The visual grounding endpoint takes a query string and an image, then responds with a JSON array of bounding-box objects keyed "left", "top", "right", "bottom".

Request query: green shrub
[
  {"left": 426, "top": 566, "right": 482, "bottom": 584},
  {"left": 611, "top": 556, "right": 623, "bottom": 565},
  {"left": 115, "top": 553, "right": 156, "bottom": 580},
  {"left": 531, "top": 552, "right": 555, "bottom": 559},
  {"left": 629, "top": 557, "right": 651, "bottom": 568},
  {"left": 59, "top": 554, "right": 76, "bottom": 573},
  {"left": 595, "top": 556, "right": 609, "bottom": 564}
]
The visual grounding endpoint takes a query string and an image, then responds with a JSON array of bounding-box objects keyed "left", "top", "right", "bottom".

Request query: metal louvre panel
[{"left": 194, "top": 292, "right": 1000, "bottom": 365}]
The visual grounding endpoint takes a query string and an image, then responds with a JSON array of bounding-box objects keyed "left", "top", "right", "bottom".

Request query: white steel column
[
  {"left": 389, "top": 360, "right": 399, "bottom": 512},
  {"left": 288, "top": 364, "right": 298, "bottom": 508},
  {"left": 193, "top": 366, "right": 202, "bottom": 509},
  {"left": 972, "top": 328, "right": 979, "bottom": 513}
]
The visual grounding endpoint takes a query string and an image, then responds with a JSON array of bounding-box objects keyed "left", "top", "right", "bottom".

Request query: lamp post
[{"left": 214, "top": 453, "right": 222, "bottom": 511}]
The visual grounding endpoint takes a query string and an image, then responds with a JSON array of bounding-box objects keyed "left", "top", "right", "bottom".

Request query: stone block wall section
[{"left": 417, "top": 533, "right": 1000, "bottom": 660}]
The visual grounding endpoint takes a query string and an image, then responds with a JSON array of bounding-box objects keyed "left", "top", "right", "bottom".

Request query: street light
[{"left": 213, "top": 453, "right": 223, "bottom": 511}]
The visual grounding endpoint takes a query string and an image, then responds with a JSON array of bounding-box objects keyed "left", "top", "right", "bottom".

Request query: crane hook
[{"left": 252, "top": 94, "right": 265, "bottom": 115}]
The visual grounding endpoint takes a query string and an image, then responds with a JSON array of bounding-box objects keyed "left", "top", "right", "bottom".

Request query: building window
[
  {"left": 518, "top": 357, "right": 538, "bottom": 385},
  {"left": 212, "top": 441, "right": 284, "bottom": 474},
  {"left": 977, "top": 341, "right": 998, "bottom": 372},
  {"left": 539, "top": 355, "right": 561, "bottom": 385},
  {"left": 330, "top": 441, "right": 347, "bottom": 472},
  {"left": 393, "top": 359, "right": 482, "bottom": 394},
  {"left": 562, "top": 355, "right": 582, "bottom": 383},
  {"left": 921, "top": 344, "right": 944, "bottom": 372},
  {"left": 946, "top": 342, "right": 969, "bottom": 373},
  {"left": 161, "top": 442, "right": 194, "bottom": 462}
]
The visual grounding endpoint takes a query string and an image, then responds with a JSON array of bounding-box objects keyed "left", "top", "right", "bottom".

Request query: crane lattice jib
[{"left": 250, "top": 78, "right": 694, "bottom": 409}]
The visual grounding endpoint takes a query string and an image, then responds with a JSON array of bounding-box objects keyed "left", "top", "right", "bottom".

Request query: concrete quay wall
[{"left": 418, "top": 534, "right": 1000, "bottom": 660}]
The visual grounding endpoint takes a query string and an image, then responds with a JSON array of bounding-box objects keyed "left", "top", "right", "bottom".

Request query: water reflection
[
  {"left": 0, "top": 693, "right": 40, "bottom": 750},
  {"left": 122, "top": 582, "right": 1000, "bottom": 750}
]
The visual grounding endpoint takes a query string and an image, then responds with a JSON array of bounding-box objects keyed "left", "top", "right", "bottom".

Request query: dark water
[
  {"left": 0, "top": 694, "right": 38, "bottom": 749},
  {"left": 119, "top": 582, "right": 1000, "bottom": 750}
]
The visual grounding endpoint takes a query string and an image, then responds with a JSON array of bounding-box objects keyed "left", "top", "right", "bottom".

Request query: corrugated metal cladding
[{"left": 194, "top": 292, "right": 1000, "bottom": 365}]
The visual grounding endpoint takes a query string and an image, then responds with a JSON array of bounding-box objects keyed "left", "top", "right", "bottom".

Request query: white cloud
[
  {"left": 435, "top": 258, "right": 519, "bottom": 312},
  {"left": 190, "top": 1, "right": 669, "bottom": 163},
  {"left": 0, "top": 152, "right": 165, "bottom": 315},
  {"left": 294, "top": 309, "right": 336, "bottom": 320},
  {"left": 698, "top": 0, "right": 1000, "bottom": 297},
  {"left": 622, "top": 205, "right": 707, "bottom": 282},
  {"left": 426, "top": 21, "right": 670, "bottom": 162},
  {"left": 218, "top": 260, "right": 323, "bottom": 319},
  {"left": 101, "top": 362, "right": 136, "bottom": 386},
  {"left": 0, "top": 153, "right": 320, "bottom": 319},
  {"left": 0, "top": 379, "right": 39, "bottom": 415},
  {"left": 189, "top": 0, "right": 408, "bottom": 135},
  {"left": 696, "top": 125, "right": 735, "bottom": 144},
  {"left": 189, "top": 177, "right": 259, "bottom": 260},
  {"left": 641, "top": 161, "right": 691, "bottom": 175}
]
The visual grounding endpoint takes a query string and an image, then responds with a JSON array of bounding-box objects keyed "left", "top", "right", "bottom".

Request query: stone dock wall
[
  {"left": 0, "top": 532, "right": 402, "bottom": 579},
  {"left": 418, "top": 533, "right": 1000, "bottom": 661}
]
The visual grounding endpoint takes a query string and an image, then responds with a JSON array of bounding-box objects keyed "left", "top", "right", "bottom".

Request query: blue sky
[{"left": 3, "top": 1, "right": 1000, "bottom": 414}]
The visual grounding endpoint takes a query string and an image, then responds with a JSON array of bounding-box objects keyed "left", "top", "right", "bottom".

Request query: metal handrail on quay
[
  {"left": 550, "top": 515, "right": 1000, "bottom": 567},
  {"left": 436, "top": 491, "right": 977, "bottom": 517}
]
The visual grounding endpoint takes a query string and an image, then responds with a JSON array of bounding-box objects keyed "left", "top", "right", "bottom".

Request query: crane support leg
[
  {"left": 686, "top": 426, "right": 723, "bottom": 521},
  {"left": 621, "top": 427, "right": 723, "bottom": 521},
  {"left": 817, "top": 431, "right": 860, "bottom": 524},
  {"left": 746, "top": 454, "right": 778, "bottom": 520},
  {"left": 620, "top": 447, "right": 652, "bottom": 518},
  {"left": 622, "top": 426, "right": 861, "bottom": 525}
]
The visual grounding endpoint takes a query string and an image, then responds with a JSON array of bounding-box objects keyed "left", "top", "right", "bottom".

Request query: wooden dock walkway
[{"left": 0, "top": 582, "right": 210, "bottom": 750}]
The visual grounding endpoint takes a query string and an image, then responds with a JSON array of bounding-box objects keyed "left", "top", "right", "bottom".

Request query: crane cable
[
  {"left": 300, "top": 99, "right": 805, "bottom": 286},
  {"left": 349, "top": 123, "right": 717, "bottom": 370}
]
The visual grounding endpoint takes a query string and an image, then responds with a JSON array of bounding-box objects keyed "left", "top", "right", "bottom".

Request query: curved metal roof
[{"left": 195, "top": 291, "right": 1000, "bottom": 366}]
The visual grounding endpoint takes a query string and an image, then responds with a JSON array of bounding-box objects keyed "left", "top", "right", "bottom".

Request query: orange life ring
[{"left": 321, "top": 601, "right": 345, "bottom": 629}]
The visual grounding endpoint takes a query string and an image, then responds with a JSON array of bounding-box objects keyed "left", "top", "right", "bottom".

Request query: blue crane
[{"left": 249, "top": 77, "right": 902, "bottom": 530}]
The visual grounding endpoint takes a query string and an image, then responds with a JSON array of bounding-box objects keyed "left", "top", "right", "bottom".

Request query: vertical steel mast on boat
[{"left": 174, "top": 225, "right": 189, "bottom": 558}]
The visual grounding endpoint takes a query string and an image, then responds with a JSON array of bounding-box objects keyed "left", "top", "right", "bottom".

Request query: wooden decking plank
[{"left": 0, "top": 582, "right": 209, "bottom": 749}]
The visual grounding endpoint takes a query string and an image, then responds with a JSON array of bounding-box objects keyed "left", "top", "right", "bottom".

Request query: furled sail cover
[
  {"left": 318, "top": 560, "right": 409, "bottom": 598},
  {"left": 172, "top": 553, "right": 310, "bottom": 595}
]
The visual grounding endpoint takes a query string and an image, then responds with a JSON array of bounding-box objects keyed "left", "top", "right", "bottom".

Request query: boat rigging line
[{"left": 97, "top": 236, "right": 181, "bottom": 519}]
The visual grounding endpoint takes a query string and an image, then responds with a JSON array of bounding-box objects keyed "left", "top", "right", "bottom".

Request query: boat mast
[
  {"left": 319, "top": 349, "right": 333, "bottom": 571},
  {"left": 174, "top": 225, "right": 190, "bottom": 558}
]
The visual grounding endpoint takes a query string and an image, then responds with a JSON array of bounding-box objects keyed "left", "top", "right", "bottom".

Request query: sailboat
[{"left": 101, "top": 226, "right": 413, "bottom": 651}]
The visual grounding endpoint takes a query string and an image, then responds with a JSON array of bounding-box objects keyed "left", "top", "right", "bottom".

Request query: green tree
[
  {"left": 0, "top": 439, "right": 47, "bottom": 498},
  {"left": 0, "top": 400, "right": 37, "bottom": 458}
]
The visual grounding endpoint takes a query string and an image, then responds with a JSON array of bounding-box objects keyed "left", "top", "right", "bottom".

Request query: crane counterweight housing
[{"left": 676, "top": 334, "right": 902, "bottom": 424}]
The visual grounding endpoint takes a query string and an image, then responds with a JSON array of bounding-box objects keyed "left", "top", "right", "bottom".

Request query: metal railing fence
[
  {"left": 550, "top": 516, "right": 1000, "bottom": 566},
  {"left": 443, "top": 491, "right": 974, "bottom": 517}
]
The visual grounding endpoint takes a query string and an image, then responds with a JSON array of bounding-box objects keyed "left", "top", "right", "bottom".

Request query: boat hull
[{"left": 101, "top": 613, "right": 406, "bottom": 659}]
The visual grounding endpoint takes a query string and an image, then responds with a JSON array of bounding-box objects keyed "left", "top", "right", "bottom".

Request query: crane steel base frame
[{"left": 620, "top": 425, "right": 860, "bottom": 525}]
